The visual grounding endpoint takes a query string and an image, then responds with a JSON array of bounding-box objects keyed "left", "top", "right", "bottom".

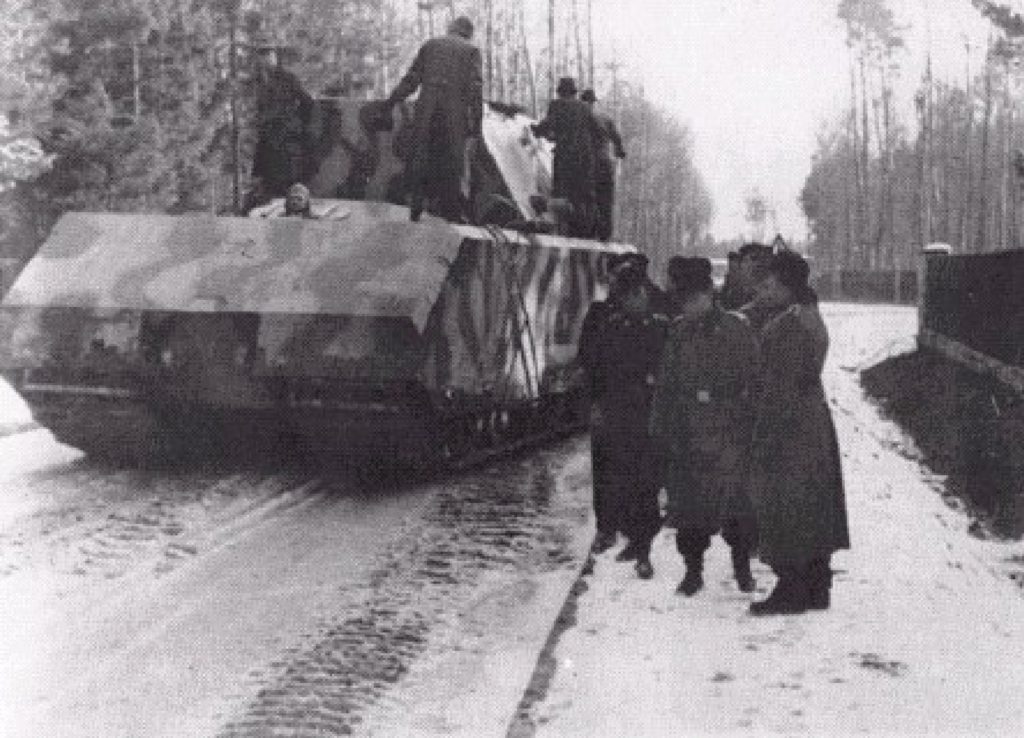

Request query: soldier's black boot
[
  {"left": 731, "top": 548, "right": 756, "bottom": 593},
  {"left": 676, "top": 554, "right": 704, "bottom": 596},
  {"left": 409, "top": 196, "right": 424, "bottom": 222},
  {"left": 615, "top": 540, "right": 640, "bottom": 562},
  {"left": 807, "top": 559, "right": 832, "bottom": 610},
  {"left": 636, "top": 558, "right": 654, "bottom": 580},
  {"left": 634, "top": 539, "right": 654, "bottom": 580},
  {"left": 749, "top": 569, "right": 809, "bottom": 616},
  {"left": 590, "top": 530, "right": 616, "bottom": 555}
]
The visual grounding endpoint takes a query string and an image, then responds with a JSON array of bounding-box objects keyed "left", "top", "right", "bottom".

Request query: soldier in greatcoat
[
  {"left": 718, "top": 251, "right": 744, "bottom": 310},
  {"left": 581, "top": 89, "right": 625, "bottom": 241},
  {"left": 386, "top": 16, "right": 483, "bottom": 222},
  {"left": 250, "top": 43, "right": 314, "bottom": 199},
  {"left": 747, "top": 250, "right": 850, "bottom": 615},
  {"left": 531, "top": 77, "right": 600, "bottom": 238},
  {"left": 650, "top": 258, "right": 761, "bottom": 596},
  {"left": 734, "top": 242, "right": 776, "bottom": 331},
  {"left": 579, "top": 254, "right": 665, "bottom": 578}
]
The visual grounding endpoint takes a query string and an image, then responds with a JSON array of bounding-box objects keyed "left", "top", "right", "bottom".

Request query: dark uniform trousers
[
  {"left": 675, "top": 516, "right": 758, "bottom": 560},
  {"left": 594, "top": 157, "right": 616, "bottom": 241},
  {"left": 583, "top": 303, "right": 666, "bottom": 557},
  {"left": 592, "top": 426, "right": 662, "bottom": 558}
]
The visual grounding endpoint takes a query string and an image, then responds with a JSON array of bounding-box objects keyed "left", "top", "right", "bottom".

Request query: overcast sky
[{"left": 584, "top": 0, "right": 998, "bottom": 240}]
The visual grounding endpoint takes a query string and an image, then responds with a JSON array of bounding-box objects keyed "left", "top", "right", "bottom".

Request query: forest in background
[
  {"left": 802, "top": 0, "right": 1024, "bottom": 281},
  {"left": 0, "top": 0, "right": 713, "bottom": 279}
]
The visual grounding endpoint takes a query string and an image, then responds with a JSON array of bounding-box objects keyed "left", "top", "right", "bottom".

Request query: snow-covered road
[{"left": 0, "top": 421, "right": 592, "bottom": 736}]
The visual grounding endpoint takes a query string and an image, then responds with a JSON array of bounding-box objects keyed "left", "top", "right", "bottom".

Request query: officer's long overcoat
[
  {"left": 533, "top": 98, "right": 599, "bottom": 208},
  {"left": 747, "top": 303, "right": 850, "bottom": 568},
  {"left": 581, "top": 302, "right": 665, "bottom": 535},
  {"left": 390, "top": 32, "right": 483, "bottom": 194},
  {"left": 252, "top": 66, "right": 314, "bottom": 196},
  {"left": 650, "top": 307, "right": 760, "bottom": 530}
]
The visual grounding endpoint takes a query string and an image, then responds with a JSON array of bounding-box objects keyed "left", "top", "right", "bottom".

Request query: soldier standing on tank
[
  {"left": 579, "top": 254, "right": 665, "bottom": 579},
  {"left": 531, "top": 78, "right": 600, "bottom": 238},
  {"left": 651, "top": 258, "right": 761, "bottom": 596},
  {"left": 580, "top": 89, "right": 625, "bottom": 242},
  {"left": 250, "top": 42, "right": 314, "bottom": 200},
  {"left": 385, "top": 16, "right": 483, "bottom": 223}
]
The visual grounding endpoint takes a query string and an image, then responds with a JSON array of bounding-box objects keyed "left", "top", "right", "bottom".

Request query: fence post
[{"left": 920, "top": 242, "right": 952, "bottom": 337}]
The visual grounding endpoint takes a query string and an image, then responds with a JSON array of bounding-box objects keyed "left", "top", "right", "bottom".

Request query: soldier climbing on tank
[
  {"left": 385, "top": 15, "right": 484, "bottom": 223},
  {"left": 249, "top": 41, "right": 314, "bottom": 203},
  {"left": 531, "top": 77, "right": 601, "bottom": 238},
  {"left": 581, "top": 89, "right": 625, "bottom": 241}
]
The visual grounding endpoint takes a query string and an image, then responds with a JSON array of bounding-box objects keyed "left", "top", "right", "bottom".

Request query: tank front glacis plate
[{"left": 2, "top": 206, "right": 466, "bottom": 333}]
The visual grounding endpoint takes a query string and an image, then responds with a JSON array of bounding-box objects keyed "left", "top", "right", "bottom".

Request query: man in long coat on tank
[
  {"left": 579, "top": 255, "right": 665, "bottom": 578},
  {"left": 747, "top": 250, "right": 850, "bottom": 615},
  {"left": 580, "top": 88, "right": 625, "bottom": 241},
  {"left": 386, "top": 15, "right": 483, "bottom": 222},
  {"left": 250, "top": 43, "right": 314, "bottom": 199},
  {"left": 531, "top": 77, "right": 600, "bottom": 237},
  {"left": 651, "top": 257, "right": 761, "bottom": 597}
]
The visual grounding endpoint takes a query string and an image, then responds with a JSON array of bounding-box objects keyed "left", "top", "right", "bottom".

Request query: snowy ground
[
  {"left": 525, "top": 304, "right": 1024, "bottom": 736},
  {"left": 0, "top": 411, "right": 593, "bottom": 737},
  {"left": 1, "top": 304, "right": 1023, "bottom": 736}
]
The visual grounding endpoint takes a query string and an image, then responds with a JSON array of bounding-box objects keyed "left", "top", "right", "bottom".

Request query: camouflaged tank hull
[{"left": 0, "top": 202, "right": 625, "bottom": 463}]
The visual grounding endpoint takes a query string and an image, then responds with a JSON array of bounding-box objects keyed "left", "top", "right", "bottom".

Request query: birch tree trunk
[
  {"left": 964, "top": 40, "right": 974, "bottom": 253},
  {"left": 978, "top": 51, "right": 993, "bottom": 253}
]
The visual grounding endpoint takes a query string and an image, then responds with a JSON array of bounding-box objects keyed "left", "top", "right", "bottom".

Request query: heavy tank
[{"left": 0, "top": 100, "right": 628, "bottom": 465}]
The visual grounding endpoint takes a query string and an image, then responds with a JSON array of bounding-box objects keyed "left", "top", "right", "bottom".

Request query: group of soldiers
[
  {"left": 579, "top": 246, "right": 850, "bottom": 616},
  {"left": 247, "top": 16, "right": 625, "bottom": 236}
]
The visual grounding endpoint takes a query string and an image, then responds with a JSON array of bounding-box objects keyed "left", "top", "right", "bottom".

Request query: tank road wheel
[
  {"left": 473, "top": 413, "right": 490, "bottom": 448},
  {"left": 439, "top": 416, "right": 472, "bottom": 463},
  {"left": 488, "top": 409, "right": 512, "bottom": 446}
]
